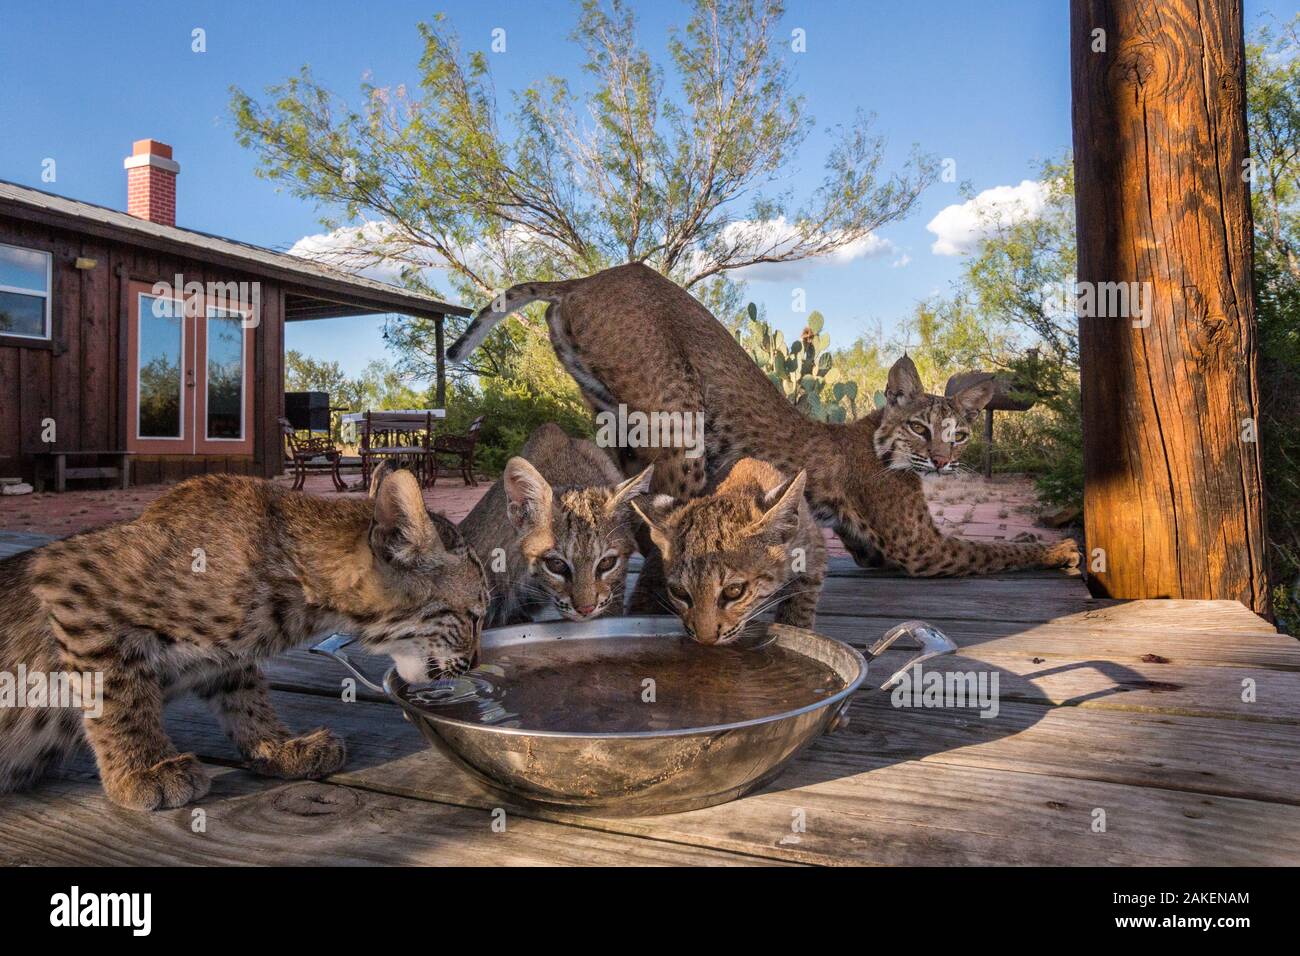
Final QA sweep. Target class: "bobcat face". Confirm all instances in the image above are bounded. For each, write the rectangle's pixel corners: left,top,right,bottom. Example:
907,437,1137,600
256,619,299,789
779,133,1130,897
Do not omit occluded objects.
636,468,807,646
872,356,994,474
353,468,489,682
505,459,653,622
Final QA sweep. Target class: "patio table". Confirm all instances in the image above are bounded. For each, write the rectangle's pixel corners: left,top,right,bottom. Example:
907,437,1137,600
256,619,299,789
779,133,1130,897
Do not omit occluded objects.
342,409,446,489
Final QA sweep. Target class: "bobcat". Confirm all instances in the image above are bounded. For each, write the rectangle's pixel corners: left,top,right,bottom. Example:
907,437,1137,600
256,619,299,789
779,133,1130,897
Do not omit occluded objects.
0,465,487,809
450,262,1078,576
459,423,652,626
631,458,826,645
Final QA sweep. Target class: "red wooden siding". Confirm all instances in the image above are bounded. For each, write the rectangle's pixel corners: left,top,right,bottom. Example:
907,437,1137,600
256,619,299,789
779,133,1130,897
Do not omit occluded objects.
0,216,284,485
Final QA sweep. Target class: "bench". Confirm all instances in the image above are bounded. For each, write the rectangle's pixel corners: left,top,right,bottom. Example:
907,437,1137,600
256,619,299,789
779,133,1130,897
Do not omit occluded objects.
34,450,131,493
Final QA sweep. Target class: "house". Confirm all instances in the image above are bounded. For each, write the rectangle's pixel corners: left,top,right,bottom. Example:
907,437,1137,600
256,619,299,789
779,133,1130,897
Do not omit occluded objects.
0,139,468,487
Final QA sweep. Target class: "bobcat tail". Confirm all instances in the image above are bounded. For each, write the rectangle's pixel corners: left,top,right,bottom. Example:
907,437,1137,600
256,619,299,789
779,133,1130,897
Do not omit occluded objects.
447,280,576,364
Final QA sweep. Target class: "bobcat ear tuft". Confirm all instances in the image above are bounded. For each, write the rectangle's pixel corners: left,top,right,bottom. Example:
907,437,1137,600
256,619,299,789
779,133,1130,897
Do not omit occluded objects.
608,465,654,511
885,354,925,407
503,457,553,538
370,469,439,564
754,471,806,546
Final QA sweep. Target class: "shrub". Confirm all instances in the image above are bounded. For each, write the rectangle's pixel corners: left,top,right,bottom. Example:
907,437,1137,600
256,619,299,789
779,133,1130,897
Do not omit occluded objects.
439,378,594,478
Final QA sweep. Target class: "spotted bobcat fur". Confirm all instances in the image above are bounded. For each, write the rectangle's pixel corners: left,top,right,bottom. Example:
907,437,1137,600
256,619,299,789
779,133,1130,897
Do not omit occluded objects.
631,458,826,644
459,423,652,626
0,465,486,809
450,262,1079,576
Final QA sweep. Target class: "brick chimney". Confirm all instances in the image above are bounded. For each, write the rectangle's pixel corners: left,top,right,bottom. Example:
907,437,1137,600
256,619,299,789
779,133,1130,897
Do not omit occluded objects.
123,139,179,227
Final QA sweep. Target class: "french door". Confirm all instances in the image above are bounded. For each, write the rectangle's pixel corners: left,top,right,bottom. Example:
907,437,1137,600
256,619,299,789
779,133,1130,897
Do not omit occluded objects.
126,281,255,456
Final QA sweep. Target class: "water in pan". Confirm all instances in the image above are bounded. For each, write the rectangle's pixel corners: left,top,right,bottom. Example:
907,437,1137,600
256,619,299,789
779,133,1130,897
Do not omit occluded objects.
404,632,845,733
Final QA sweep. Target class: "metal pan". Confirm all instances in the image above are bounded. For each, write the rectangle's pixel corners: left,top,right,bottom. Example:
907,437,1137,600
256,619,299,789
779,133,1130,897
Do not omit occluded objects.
312,617,955,816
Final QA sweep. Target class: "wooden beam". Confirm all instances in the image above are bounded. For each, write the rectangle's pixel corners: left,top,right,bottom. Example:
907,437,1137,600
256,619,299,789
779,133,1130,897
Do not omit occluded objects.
1071,0,1269,614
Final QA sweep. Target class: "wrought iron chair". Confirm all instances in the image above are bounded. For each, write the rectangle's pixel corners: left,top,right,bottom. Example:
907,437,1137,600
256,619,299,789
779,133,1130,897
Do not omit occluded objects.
281,418,347,492
428,416,485,488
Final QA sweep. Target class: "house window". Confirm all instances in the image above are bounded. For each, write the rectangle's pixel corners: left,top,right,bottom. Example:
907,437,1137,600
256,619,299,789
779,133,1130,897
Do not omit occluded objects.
0,242,52,341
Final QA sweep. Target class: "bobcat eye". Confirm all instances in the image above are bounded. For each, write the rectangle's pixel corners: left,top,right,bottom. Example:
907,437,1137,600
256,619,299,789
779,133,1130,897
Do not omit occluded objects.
596,554,618,575
954,431,970,443
720,582,747,603
668,584,693,607
909,421,930,439
543,556,570,578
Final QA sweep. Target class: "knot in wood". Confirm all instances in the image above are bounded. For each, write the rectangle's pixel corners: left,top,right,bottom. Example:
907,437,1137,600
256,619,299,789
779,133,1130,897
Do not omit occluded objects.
272,782,361,817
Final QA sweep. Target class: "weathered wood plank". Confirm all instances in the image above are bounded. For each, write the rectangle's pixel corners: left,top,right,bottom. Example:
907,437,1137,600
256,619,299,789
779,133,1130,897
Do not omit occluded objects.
833,696,1300,806
148,689,1300,866
811,616,1299,670
814,575,1102,623
823,555,1084,580
0,765,780,867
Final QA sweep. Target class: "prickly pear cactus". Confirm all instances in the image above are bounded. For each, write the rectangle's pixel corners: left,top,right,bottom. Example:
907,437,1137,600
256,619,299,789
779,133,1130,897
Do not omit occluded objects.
736,304,856,422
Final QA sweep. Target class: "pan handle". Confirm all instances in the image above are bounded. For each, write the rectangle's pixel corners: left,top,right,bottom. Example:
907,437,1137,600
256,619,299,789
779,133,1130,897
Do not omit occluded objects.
867,620,958,691
309,633,387,695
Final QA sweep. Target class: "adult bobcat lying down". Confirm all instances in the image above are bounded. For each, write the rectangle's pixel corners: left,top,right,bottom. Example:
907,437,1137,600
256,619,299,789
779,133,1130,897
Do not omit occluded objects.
451,262,1079,576
0,465,487,809
459,423,652,626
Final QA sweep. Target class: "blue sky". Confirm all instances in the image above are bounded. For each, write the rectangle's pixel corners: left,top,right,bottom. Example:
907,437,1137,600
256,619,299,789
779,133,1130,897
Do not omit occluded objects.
1,0,1291,381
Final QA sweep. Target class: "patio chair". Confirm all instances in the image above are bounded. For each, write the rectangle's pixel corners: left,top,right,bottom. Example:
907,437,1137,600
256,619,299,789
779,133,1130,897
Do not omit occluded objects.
428,416,485,488
281,418,347,492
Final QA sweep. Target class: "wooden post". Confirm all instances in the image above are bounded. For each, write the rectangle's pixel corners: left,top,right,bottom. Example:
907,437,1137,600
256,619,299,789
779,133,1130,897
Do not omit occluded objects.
1071,0,1269,614
434,313,446,409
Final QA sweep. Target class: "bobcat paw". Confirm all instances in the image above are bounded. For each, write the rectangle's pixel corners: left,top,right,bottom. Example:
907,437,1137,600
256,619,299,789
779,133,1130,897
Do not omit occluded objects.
1047,538,1081,569
249,728,346,780
104,753,212,811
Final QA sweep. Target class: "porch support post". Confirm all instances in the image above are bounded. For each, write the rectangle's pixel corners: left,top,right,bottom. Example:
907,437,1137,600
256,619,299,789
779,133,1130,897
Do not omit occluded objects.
434,313,446,409
1070,0,1269,614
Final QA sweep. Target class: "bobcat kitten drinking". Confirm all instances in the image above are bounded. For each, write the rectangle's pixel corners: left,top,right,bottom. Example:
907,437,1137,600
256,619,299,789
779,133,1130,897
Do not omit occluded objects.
0,465,487,809
632,458,827,645
459,423,653,626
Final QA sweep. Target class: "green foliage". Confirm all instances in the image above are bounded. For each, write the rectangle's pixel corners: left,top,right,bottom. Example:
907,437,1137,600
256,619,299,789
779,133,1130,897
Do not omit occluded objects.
434,319,593,476
230,0,932,383
1256,259,1300,632
1247,16,1300,631
737,304,856,422
990,357,1083,512
438,378,594,477
1247,16,1300,284
963,160,1077,365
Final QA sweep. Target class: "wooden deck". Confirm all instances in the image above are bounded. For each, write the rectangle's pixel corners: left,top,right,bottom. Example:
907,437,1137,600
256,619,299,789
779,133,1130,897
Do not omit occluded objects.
3,558,1298,866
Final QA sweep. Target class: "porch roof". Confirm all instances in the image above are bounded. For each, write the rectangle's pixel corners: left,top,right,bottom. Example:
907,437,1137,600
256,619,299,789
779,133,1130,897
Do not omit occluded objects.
0,179,470,321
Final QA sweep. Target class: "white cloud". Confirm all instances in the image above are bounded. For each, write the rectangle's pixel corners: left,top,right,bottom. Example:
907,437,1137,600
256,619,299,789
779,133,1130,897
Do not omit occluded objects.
925,179,1049,256
288,220,435,286
890,252,911,269
709,216,895,282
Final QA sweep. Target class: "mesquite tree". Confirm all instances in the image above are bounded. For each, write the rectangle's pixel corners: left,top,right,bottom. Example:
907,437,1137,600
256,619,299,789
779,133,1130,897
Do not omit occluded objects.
230,0,933,380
